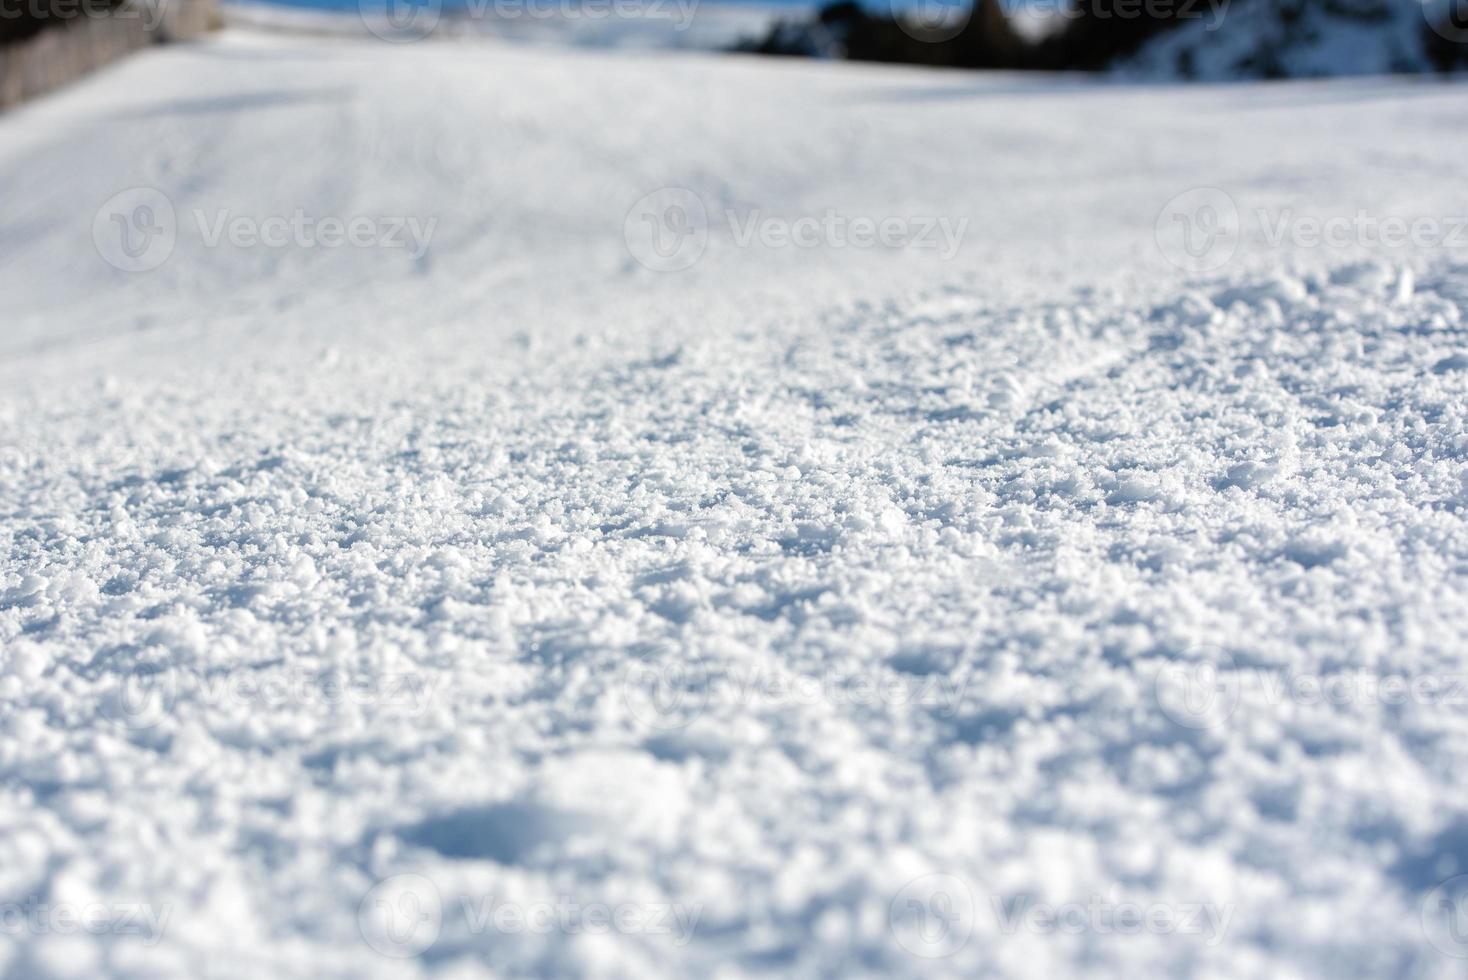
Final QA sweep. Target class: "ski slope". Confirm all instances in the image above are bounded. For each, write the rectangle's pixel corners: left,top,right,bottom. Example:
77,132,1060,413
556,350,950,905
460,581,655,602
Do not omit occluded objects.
2,29,1468,979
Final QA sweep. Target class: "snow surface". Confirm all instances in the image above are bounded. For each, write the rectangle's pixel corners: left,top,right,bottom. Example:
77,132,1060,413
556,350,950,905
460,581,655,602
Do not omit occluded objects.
2,29,1468,980
224,0,784,52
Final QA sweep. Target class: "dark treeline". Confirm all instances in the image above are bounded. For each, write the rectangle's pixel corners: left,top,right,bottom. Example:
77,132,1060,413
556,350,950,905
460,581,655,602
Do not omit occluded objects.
738,0,1182,70
737,0,1468,74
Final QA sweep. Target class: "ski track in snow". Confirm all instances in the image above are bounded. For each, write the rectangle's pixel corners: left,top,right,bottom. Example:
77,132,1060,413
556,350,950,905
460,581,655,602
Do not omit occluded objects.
1,29,1468,980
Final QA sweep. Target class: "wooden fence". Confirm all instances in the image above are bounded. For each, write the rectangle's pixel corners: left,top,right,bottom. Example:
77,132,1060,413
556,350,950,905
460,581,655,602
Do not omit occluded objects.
0,0,218,110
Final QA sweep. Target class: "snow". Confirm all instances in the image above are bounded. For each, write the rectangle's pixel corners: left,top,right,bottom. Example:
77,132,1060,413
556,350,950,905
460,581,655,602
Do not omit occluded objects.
225,0,783,50
2,27,1468,980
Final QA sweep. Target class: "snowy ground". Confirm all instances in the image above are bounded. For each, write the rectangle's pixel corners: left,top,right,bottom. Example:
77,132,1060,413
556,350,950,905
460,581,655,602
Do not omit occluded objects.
2,29,1468,980
223,0,783,52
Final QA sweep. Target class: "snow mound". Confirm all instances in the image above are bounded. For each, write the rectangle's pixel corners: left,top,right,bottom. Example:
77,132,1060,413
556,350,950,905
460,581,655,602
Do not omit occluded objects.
2,30,1467,979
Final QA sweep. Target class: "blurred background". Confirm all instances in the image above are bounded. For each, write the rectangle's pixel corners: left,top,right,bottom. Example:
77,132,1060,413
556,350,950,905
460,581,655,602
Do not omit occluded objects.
5,0,1467,112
